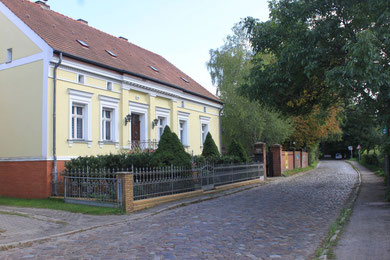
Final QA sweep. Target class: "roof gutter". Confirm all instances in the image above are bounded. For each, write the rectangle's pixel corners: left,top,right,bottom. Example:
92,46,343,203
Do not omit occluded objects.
53,50,223,105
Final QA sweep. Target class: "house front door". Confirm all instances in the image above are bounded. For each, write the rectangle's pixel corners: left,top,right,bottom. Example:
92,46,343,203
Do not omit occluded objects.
131,114,140,142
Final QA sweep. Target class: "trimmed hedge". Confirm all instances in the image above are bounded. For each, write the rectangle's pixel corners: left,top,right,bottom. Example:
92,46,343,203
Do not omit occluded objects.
201,132,220,158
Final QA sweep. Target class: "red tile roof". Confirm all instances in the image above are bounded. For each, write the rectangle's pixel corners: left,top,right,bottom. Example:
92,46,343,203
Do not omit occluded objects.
1,0,221,104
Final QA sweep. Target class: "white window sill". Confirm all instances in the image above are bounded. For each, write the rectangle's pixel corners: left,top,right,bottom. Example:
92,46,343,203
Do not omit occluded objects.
99,141,119,149
67,139,92,148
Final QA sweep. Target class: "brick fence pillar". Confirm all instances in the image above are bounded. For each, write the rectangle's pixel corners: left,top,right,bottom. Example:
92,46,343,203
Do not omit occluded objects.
271,144,283,177
116,172,134,213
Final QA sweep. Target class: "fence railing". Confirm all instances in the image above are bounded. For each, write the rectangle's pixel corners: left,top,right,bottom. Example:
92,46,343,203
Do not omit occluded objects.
63,169,122,208
133,162,264,200
129,140,158,152
62,162,264,209
133,166,199,200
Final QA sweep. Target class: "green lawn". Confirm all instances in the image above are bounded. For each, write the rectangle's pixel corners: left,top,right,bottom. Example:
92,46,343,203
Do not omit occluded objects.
0,196,124,215
282,161,318,177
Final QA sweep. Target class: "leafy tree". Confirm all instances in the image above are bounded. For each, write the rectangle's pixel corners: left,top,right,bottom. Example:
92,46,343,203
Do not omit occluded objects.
151,126,192,167
201,132,220,158
207,24,292,153
242,0,390,183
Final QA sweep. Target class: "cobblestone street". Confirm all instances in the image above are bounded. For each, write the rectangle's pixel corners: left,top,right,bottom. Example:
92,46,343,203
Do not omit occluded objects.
0,161,358,259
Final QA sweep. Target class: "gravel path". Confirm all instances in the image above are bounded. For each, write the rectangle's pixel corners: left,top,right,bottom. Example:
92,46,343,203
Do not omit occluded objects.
0,161,358,259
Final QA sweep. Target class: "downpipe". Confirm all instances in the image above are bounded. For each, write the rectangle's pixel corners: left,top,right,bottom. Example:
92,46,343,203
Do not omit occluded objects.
218,104,225,154
52,53,62,196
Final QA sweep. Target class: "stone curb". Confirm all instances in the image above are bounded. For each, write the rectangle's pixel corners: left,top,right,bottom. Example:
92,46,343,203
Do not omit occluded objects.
317,160,362,259
0,180,266,251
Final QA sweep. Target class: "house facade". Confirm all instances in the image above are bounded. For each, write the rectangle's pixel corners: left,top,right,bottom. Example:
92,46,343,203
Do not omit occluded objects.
0,0,222,198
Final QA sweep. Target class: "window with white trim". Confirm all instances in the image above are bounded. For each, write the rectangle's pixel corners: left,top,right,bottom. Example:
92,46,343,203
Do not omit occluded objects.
200,116,210,147
99,95,120,148
6,48,12,63
78,74,85,84
106,81,113,91
157,116,166,140
68,89,93,147
102,108,113,141
201,123,208,144
156,107,170,142
178,111,190,146
72,105,85,139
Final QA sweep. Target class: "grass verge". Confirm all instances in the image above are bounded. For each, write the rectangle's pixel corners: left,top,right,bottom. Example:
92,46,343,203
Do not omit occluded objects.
282,161,318,177
0,197,123,215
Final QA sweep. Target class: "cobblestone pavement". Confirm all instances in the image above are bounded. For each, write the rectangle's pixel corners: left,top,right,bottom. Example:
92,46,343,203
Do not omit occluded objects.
0,161,358,259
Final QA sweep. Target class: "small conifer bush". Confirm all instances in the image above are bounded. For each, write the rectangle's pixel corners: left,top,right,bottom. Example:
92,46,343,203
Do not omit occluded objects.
151,126,192,167
201,132,220,158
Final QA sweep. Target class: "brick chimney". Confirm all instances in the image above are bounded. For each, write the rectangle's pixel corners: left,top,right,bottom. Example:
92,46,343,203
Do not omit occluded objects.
35,1,50,10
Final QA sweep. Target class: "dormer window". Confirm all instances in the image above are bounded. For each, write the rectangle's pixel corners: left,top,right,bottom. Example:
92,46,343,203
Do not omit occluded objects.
149,65,159,72
78,74,85,84
76,39,89,48
6,48,12,63
107,81,113,91
180,77,189,83
105,50,117,57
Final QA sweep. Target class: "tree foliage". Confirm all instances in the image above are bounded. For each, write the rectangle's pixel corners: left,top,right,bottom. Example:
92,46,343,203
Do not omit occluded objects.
201,132,220,158
242,0,390,152
207,24,292,152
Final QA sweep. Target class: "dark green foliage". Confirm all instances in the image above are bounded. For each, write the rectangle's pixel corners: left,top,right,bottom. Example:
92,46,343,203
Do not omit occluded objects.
64,152,155,172
363,154,381,167
192,155,242,166
201,132,220,158
227,140,249,163
151,126,192,167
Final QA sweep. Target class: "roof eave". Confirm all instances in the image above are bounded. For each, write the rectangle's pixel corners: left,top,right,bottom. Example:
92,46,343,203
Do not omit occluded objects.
53,50,223,105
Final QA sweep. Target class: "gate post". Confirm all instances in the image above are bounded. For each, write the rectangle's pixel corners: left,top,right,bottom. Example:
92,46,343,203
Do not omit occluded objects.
116,172,134,213
253,142,266,178
271,145,283,177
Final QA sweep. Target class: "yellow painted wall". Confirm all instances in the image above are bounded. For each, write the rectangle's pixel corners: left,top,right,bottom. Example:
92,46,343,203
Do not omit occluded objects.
47,68,221,158
0,60,44,157
0,12,42,63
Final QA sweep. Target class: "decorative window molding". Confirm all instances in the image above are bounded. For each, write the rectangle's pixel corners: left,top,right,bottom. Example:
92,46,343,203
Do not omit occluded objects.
68,89,93,147
200,116,210,147
156,107,170,142
178,111,190,146
99,95,120,148
129,102,149,145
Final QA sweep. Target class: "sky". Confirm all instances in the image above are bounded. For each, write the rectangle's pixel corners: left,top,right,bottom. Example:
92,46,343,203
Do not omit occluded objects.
46,0,270,95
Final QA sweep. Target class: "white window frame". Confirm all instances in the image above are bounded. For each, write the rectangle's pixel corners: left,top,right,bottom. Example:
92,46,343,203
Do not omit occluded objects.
156,107,170,142
106,81,113,91
99,95,120,148
78,74,85,84
200,116,210,147
72,104,85,139
129,102,149,146
178,111,190,147
6,48,12,63
68,89,93,147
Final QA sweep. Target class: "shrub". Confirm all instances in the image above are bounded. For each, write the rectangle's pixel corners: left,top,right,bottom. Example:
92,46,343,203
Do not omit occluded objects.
64,152,155,172
364,154,380,167
227,140,249,163
192,154,241,166
151,126,192,167
201,132,220,158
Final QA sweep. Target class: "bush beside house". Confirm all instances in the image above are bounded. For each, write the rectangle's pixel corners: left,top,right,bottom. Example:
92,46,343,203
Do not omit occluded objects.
201,133,220,158
227,140,249,162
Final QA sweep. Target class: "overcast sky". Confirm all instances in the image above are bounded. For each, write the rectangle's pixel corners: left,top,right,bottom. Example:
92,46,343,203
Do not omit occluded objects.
46,0,270,94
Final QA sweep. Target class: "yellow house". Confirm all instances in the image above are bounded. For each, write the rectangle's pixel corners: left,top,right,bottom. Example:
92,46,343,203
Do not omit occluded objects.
0,0,222,198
